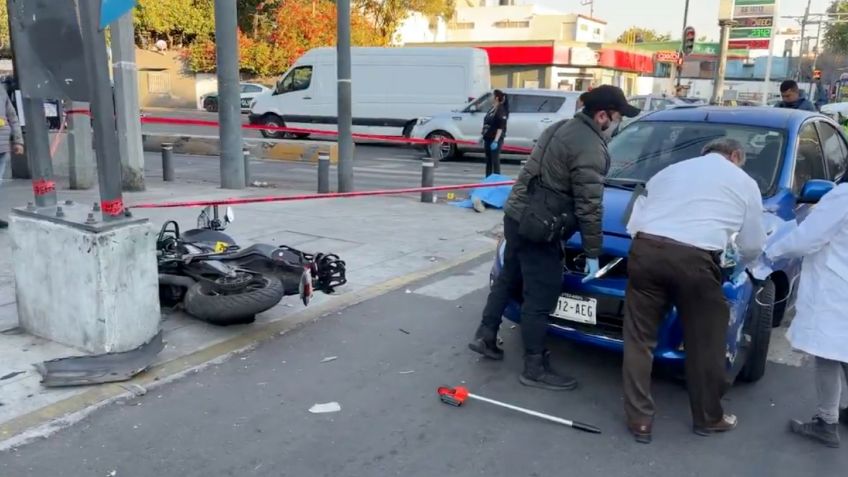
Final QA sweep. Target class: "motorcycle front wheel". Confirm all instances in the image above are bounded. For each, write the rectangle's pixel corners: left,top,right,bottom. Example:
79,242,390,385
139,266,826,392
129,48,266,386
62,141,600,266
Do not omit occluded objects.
184,275,285,325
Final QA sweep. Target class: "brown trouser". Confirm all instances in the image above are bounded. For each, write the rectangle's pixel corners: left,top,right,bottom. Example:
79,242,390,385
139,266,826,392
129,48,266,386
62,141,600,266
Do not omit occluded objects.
622,234,730,428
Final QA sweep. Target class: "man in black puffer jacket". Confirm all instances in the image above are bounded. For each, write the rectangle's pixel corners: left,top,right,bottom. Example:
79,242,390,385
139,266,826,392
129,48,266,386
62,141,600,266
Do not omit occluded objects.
469,85,640,390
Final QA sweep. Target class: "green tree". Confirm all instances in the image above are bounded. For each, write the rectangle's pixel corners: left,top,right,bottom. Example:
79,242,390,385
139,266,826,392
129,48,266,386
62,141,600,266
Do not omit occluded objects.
825,0,848,54
0,1,9,57
616,27,671,44
184,0,385,76
133,0,215,48
355,0,455,44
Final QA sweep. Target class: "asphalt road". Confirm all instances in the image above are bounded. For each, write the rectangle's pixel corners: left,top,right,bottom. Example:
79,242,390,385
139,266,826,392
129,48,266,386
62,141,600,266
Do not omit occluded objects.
1,257,844,477
149,145,522,193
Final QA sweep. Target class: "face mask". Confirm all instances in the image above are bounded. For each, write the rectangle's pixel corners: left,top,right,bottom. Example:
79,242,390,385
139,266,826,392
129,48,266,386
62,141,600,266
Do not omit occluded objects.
602,118,620,140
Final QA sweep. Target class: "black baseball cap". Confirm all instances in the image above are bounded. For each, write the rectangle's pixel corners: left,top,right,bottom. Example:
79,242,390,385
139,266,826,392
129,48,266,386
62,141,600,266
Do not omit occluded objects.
581,85,641,118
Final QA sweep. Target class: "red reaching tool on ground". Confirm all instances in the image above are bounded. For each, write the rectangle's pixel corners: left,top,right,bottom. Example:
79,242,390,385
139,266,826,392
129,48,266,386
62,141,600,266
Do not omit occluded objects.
437,385,601,434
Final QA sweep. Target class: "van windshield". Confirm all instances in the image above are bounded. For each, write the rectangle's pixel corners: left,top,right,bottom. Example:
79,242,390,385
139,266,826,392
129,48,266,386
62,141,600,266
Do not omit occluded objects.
464,93,493,113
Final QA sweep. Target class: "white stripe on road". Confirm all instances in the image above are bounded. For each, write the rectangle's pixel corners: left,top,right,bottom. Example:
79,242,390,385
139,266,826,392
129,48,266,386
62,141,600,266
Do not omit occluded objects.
413,262,492,301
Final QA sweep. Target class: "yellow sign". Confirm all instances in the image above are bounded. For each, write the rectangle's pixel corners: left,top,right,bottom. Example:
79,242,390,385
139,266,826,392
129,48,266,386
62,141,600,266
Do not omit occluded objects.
447,192,456,200
214,242,229,253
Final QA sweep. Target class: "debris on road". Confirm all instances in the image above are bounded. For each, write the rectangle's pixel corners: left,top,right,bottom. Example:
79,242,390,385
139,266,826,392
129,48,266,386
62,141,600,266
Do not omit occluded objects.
320,356,338,363
437,385,601,434
399,370,415,375
309,402,341,414
35,331,164,387
398,328,411,335
0,371,26,380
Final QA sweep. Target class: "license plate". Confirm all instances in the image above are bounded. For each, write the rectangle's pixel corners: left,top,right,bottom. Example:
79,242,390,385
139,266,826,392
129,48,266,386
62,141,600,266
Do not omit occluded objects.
551,294,597,325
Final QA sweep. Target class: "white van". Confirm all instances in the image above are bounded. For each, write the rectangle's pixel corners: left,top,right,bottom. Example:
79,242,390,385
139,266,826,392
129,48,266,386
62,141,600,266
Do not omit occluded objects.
248,47,491,139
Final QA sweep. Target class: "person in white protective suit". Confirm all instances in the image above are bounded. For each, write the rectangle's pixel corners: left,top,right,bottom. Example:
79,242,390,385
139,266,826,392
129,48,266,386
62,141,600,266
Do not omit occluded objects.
765,182,848,448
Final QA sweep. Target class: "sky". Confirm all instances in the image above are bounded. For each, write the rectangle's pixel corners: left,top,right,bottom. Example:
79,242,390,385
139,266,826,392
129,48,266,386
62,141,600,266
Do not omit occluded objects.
533,0,832,41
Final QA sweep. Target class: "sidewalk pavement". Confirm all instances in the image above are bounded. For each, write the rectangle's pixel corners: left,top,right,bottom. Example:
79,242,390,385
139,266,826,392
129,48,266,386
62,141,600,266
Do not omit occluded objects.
0,169,504,447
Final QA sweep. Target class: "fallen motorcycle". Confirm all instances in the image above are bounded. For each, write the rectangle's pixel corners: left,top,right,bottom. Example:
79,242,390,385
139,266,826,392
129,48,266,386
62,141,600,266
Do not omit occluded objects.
156,206,347,325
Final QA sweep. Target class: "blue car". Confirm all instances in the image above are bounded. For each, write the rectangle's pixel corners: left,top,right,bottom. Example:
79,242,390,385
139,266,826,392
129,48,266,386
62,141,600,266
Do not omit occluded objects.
493,106,845,383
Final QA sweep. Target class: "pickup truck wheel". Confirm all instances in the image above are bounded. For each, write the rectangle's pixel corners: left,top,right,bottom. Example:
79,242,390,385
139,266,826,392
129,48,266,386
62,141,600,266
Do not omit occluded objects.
738,279,776,383
259,114,287,139
425,131,458,161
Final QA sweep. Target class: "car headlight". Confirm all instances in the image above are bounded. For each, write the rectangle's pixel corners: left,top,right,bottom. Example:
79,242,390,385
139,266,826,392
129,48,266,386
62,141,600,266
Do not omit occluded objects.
417,117,432,126
250,99,257,109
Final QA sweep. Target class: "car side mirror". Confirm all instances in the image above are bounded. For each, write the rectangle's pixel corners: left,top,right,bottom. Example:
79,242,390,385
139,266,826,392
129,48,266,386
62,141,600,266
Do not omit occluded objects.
798,179,836,204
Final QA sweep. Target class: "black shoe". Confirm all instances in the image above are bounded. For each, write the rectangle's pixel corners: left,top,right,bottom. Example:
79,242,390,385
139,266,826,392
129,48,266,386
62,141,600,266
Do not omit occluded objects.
789,416,840,448
519,353,578,391
0,219,7,229
468,325,504,360
840,408,848,427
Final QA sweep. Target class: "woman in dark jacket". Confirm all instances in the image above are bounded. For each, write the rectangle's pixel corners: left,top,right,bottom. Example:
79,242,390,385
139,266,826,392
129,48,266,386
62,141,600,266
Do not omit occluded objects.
481,89,509,177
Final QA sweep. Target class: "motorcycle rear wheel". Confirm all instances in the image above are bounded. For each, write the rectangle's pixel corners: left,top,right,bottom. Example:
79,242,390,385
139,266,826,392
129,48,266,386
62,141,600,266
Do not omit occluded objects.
184,275,285,325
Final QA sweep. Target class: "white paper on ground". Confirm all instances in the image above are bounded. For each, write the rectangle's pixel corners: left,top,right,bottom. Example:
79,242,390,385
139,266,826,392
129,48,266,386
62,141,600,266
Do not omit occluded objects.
309,402,341,414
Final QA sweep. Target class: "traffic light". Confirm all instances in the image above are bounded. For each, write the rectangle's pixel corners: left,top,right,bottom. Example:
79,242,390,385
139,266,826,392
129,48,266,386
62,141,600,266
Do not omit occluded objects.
813,69,822,80
683,26,696,55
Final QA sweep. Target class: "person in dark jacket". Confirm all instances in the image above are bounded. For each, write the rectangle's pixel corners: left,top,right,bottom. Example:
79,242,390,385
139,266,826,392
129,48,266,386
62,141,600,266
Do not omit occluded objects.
481,89,509,177
775,80,816,111
468,85,640,390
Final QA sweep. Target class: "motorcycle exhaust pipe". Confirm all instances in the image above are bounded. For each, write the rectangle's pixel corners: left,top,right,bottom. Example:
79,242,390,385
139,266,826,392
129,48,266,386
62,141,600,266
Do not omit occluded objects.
158,274,197,289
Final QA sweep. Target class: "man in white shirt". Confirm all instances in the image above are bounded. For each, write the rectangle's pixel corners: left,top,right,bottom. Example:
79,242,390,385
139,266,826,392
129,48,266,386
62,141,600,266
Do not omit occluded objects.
622,137,766,444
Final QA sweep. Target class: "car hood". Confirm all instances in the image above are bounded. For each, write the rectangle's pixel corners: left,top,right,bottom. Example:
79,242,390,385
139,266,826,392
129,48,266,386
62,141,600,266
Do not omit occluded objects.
600,186,636,237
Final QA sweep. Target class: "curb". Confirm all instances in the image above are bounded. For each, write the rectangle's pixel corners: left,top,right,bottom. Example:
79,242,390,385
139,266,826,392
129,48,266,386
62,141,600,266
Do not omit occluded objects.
0,245,494,450
141,134,340,164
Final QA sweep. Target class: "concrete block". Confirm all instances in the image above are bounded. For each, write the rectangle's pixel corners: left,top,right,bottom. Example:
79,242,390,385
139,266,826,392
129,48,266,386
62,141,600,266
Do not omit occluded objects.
9,208,161,354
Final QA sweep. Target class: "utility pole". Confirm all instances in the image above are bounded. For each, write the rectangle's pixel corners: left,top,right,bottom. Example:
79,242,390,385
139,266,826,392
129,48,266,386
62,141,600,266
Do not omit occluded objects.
214,0,245,190
799,0,812,80
761,0,779,105
111,12,145,192
8,3,55,206
78,0,125,219
337,0,354,192
711,19,733,105
677,0,690,89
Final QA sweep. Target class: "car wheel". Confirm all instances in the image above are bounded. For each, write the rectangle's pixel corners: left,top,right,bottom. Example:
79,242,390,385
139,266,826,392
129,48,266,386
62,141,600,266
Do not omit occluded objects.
738,279,775,383
204,98,218,113
259,114,286,139
425,131,458,161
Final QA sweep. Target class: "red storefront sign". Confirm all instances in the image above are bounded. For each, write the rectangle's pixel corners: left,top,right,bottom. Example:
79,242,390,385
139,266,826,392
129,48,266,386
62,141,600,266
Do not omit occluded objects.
478,45,653,73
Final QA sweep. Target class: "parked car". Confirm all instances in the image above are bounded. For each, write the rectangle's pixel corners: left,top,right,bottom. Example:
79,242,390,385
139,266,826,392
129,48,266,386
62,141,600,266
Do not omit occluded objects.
201,83,270,113
491,106,845,383
249,47,491,140
409,89,583,160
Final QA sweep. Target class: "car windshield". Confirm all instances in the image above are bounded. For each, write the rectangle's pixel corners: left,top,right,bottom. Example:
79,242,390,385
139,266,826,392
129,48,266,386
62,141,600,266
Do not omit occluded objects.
464,92,493,113
607,121,786,196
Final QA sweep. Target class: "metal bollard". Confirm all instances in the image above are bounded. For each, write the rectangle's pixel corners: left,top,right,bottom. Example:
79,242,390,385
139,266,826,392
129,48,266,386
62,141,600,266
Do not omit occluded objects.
243,146,251,185
318,151,330,193
421,160,435,203
161,143,174,182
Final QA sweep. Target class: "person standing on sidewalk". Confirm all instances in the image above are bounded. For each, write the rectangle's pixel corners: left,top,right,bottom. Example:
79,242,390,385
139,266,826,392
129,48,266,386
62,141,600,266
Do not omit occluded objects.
0,90,24,229
481,89,509,177
468,85,640,391
622,138,766,443
765,183,848,449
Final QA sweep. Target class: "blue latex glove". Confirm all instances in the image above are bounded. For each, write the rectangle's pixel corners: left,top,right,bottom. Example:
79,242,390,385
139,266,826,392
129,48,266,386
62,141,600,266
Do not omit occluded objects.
581,258,600,283
490,141,499,151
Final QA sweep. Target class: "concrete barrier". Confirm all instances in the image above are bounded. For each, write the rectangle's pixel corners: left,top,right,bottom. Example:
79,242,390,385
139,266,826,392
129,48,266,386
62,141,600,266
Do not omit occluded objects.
262,141,339,164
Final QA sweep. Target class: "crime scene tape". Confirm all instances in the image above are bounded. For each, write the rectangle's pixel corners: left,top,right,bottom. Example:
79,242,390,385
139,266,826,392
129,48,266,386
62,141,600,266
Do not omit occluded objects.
63,109,534,154
131,180,516,209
